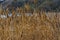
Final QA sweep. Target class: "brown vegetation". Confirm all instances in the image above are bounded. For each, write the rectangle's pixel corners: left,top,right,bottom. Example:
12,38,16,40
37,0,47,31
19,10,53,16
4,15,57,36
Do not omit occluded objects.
0,8,60,40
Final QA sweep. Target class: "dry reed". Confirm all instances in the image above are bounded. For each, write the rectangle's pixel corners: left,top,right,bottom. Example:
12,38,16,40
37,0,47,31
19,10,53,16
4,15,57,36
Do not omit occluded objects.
0,8,60,40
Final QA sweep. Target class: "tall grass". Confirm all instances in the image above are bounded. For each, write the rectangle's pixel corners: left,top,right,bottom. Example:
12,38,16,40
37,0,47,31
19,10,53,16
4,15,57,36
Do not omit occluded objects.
0,8,60,40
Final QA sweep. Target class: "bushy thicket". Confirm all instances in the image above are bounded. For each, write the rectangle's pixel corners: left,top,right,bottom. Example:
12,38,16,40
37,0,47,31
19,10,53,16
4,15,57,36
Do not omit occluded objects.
0,0,60,11
10,0,60,11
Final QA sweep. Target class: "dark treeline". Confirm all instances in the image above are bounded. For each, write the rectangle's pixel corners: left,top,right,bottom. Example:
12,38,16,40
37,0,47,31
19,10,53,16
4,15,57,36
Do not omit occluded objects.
0,0,60,12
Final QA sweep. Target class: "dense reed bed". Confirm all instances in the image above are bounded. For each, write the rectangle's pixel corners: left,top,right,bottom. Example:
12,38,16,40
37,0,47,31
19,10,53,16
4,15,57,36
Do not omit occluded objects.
0,8,60,40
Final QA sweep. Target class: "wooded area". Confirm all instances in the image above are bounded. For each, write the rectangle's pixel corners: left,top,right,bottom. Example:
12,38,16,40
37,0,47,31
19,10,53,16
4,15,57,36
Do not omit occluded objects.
0,0,60,11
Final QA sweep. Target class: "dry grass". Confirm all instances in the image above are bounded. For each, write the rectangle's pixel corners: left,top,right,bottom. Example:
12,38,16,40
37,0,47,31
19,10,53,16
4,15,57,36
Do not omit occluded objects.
0,9,60,40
